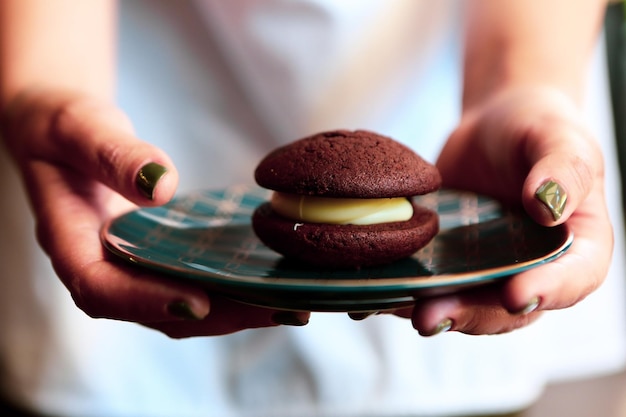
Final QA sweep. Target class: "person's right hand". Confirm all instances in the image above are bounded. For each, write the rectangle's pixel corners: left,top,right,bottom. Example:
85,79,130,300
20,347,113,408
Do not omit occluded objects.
1,89,310,338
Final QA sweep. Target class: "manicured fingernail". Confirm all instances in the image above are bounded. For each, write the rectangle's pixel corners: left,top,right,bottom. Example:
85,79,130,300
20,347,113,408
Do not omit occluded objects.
136,162,168,200
513,296,541,315
348,311,376,321
167,301,205,320
535,180,567,221
423,318,453,337
271,311,309,326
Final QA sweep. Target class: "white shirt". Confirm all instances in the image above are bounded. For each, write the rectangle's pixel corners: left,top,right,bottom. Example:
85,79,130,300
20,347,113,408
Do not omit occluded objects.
0,1,624,416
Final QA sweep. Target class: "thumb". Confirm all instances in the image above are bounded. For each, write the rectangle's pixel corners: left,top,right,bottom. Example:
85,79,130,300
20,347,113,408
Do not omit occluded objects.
14,95,179,206
521,119,602,226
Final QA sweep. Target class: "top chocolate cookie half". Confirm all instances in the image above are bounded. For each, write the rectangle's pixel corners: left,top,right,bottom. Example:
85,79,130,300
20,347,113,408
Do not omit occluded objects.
254,130,441,198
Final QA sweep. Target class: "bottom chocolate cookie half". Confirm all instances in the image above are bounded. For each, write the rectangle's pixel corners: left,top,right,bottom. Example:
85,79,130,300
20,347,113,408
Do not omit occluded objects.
252,201,439,269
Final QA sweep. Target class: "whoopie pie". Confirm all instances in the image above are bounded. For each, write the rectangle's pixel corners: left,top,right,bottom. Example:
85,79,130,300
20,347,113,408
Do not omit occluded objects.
252,130,441,269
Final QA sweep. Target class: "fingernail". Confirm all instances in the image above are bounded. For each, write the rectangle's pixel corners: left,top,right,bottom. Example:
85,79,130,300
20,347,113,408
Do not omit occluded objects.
512,296,541,315
348,311,376,321
136,162,168,200
167,301,205,320
271,311,309,326
535,180,567,221
423,318,453,337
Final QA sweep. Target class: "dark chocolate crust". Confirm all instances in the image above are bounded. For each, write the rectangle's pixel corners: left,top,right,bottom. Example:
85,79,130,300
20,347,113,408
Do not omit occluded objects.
254,130,441,198
252,201,439,269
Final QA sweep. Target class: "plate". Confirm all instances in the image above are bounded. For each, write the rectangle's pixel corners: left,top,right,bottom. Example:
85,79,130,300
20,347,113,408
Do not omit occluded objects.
101,185,573,312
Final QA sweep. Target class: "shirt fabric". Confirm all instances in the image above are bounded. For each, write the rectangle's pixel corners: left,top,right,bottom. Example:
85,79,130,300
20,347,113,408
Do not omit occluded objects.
0,1,624,416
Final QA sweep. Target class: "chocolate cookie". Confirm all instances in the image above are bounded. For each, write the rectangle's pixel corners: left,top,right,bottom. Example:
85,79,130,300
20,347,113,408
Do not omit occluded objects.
255,130,441,198
252,130,441,269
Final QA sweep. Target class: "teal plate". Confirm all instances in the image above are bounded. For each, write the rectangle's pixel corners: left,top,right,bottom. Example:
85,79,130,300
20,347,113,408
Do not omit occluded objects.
101,185,573,312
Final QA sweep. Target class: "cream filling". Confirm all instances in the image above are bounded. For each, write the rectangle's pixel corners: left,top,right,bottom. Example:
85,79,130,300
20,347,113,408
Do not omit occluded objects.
270,192,413,225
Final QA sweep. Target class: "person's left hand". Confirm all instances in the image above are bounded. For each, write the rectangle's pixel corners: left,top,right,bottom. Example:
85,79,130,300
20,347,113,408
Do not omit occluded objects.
390,86,611,335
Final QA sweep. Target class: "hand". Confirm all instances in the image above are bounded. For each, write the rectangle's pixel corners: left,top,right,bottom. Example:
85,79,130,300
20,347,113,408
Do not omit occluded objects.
1,89,309,338
396,86,611,335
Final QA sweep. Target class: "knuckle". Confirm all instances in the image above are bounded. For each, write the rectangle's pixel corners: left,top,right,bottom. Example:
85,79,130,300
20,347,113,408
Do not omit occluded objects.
51,98,131,139
70,282,102,319
459,308,539,335
50,99,132,181
569,134,603,188
96,140,127,179
49,99,91,143
502,313,539,334
66,265,111,320
531,116,604,199
581,266,609,305
567,153,596,195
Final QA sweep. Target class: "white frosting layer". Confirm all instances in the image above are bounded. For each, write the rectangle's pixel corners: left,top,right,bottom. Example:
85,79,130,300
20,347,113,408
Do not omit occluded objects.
270,192,413,225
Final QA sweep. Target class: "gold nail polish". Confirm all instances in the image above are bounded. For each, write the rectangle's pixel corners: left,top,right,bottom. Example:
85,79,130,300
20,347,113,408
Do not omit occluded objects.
513,296,541,315
535,180,567,221
424,318,453,337
136,162,168,200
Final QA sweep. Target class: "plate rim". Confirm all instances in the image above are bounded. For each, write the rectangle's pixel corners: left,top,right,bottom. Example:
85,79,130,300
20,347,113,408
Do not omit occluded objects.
100,187,573,295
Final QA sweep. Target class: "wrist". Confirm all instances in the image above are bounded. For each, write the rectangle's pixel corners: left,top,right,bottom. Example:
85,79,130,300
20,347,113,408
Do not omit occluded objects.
460,85,582,122
462,44,587,110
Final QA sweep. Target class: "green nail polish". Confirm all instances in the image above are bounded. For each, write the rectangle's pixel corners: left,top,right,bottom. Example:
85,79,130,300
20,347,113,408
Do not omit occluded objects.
348,311,376,321
167,301,204,320
536,180,567,221
271,311,309,326
136,162,168,200
425,318,453,337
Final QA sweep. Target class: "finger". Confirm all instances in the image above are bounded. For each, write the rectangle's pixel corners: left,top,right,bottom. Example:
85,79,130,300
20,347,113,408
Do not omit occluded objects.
391,306,413,319
144,296,311,338
28,160,311,333
412,192,611,335
502,188,613,313
521,116,603,226
80,249,213,323
8,93,178,206
51,98,179,205
411,285,542,336
28,159,210,323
